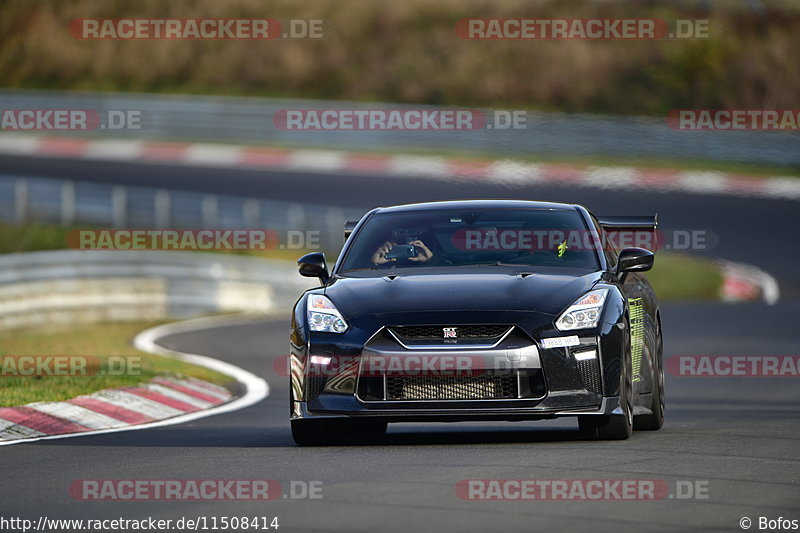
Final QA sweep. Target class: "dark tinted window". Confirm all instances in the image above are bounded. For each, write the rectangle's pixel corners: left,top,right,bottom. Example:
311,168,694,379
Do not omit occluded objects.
339,208,601,272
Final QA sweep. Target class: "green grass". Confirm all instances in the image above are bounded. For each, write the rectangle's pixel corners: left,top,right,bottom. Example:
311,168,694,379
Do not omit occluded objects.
0,321,232,407
647,253,723,301
0,223,318,260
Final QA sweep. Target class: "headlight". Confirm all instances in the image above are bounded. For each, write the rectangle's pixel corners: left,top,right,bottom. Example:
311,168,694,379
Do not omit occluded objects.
555,289,608,331
307,294,349,333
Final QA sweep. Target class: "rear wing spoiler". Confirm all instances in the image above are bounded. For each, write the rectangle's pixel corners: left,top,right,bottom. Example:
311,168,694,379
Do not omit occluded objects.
597,215,659,252
597,215,658,231
344,220,359,242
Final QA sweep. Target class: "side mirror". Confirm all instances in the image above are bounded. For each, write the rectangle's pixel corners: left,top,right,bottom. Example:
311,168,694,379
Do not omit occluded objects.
298,252,330,284
616,247,654,274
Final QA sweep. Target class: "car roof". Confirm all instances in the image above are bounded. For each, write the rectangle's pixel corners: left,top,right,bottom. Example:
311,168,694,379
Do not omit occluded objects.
373,199,580,213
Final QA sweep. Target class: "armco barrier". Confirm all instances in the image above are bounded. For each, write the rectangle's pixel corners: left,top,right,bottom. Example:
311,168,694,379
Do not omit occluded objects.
0,250,315,330
0,88,797,166
0,174,366,255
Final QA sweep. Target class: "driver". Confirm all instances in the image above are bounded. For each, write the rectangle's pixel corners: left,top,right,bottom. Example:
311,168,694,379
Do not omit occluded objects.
371,239,434,265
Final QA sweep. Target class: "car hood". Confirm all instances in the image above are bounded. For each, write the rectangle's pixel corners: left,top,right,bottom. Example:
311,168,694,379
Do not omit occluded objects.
324,268,602,323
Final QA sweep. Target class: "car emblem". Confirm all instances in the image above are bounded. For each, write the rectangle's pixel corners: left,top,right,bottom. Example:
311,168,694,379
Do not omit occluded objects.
443,327,458,338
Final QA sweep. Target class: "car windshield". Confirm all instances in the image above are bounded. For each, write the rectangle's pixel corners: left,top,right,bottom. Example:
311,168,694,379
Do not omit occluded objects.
338,208,600,272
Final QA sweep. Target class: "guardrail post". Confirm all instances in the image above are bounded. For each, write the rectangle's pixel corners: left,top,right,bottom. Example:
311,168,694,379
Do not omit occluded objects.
14,178,28,225
154,189,171,228
325,207,345,253
61,181,76,227
202,195,219,228
287,204,306,233
243,198,260,228
112,186,127,228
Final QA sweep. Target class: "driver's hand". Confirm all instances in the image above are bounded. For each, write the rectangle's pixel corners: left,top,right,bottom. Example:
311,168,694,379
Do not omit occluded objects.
408,240,433,262
371,241,396,265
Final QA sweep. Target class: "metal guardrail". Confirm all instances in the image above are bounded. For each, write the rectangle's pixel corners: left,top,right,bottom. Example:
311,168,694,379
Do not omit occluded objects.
1,89,797,167
0,249,315,330
0,174,366,255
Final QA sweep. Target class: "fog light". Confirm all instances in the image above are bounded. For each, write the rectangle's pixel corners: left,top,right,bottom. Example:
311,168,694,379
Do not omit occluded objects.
310,355,332,365
574,349,597,361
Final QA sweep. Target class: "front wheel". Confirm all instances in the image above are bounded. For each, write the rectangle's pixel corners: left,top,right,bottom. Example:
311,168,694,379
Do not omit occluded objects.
579,333,633,440
291,418,387,446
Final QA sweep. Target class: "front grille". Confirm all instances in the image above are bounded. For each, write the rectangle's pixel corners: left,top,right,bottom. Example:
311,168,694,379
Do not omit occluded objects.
390,325,510,341
577,359,602,394
385,374,518,400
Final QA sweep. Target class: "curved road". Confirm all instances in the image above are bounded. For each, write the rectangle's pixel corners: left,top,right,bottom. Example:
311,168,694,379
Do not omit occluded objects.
2,155,799,531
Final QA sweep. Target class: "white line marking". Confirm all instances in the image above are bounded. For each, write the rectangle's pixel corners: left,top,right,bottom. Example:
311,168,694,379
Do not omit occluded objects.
486,160,543,185
677,171,729,193
288,149,346,171
0,315,269,446
388,155,449,178
0,134,43,155
185,144,243,166
763,177,800,200
583,166,638,189
84,139,144,160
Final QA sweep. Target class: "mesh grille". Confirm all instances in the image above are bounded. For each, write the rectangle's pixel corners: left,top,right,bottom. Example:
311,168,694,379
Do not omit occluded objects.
390,325,510,340
385,374,518,400
577,359,602,394
305,376,325,401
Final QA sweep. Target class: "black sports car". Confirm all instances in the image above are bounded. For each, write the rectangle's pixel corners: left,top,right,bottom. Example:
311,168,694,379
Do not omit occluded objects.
289,200,663,444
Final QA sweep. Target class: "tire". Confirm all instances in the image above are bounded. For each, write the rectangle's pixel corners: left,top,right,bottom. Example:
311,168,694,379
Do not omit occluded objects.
291,418,387,446
291,418,330,446
579,319,634,441
634,320,664,430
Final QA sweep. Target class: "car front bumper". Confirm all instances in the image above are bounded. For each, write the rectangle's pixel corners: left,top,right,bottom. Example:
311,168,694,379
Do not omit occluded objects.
290,325,619,422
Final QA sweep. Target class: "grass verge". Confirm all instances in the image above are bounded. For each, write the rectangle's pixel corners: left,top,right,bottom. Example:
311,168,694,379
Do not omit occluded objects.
647,253,724,301
0,223,316,260
0,320,231,407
